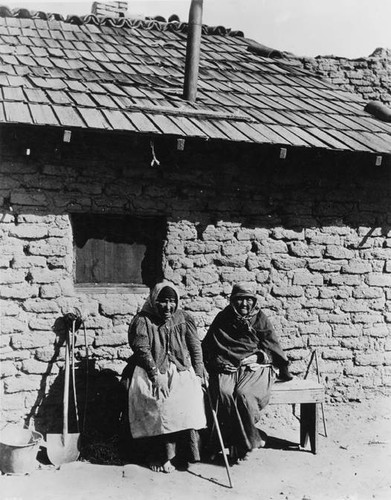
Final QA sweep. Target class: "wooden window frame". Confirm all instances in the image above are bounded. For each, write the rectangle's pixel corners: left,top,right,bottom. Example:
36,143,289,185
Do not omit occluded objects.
71,213,165,294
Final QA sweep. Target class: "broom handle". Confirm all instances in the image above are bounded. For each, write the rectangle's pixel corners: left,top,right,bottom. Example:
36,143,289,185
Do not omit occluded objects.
71,321,80,432
63,330,70,439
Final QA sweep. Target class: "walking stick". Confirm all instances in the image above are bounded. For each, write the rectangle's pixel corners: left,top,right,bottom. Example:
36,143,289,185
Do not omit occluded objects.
204,386,233,489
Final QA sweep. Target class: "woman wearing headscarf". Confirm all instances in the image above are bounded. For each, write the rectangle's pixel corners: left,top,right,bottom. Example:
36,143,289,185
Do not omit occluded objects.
123,282,207,473
202,282,292,462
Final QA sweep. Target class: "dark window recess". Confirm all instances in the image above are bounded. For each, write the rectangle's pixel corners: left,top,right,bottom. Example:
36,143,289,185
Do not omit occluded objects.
72,214,165,288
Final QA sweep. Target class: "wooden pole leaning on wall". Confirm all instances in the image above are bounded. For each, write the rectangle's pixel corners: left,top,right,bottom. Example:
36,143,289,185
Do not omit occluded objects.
304,349,328,437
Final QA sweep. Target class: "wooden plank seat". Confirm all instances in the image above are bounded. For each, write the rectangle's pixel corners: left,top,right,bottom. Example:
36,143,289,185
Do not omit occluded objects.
269,378,325,454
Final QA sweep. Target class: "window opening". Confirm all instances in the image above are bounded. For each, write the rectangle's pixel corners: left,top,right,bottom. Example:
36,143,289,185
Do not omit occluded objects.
72,213,165,288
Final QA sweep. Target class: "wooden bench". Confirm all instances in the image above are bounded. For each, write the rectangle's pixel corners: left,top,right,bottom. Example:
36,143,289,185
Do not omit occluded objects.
269,378,325,454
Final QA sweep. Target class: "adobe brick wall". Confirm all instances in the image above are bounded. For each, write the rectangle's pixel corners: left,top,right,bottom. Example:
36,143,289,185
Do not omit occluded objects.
297,48,391,103
1,125,391,430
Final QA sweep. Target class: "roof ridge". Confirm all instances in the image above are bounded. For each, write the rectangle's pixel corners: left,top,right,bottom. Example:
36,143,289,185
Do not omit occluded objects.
0,5,244,37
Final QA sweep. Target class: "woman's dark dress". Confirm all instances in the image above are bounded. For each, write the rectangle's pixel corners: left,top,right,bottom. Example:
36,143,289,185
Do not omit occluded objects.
202,304,289,458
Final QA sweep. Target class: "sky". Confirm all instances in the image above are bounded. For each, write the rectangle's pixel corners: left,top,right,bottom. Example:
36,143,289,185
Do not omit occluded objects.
3,0,391,58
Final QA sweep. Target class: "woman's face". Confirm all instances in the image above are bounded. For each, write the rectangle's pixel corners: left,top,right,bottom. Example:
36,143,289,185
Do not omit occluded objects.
233,296,255,316
156,298,177,321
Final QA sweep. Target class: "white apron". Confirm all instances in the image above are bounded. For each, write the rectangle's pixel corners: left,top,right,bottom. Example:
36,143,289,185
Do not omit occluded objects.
128,363,207,439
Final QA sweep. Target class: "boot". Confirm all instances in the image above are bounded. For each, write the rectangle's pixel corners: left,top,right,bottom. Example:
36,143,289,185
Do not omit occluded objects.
278,364,293,381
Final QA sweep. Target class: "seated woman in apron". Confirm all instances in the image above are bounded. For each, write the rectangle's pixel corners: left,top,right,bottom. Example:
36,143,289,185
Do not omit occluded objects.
202,282,293,462
124,282,207,473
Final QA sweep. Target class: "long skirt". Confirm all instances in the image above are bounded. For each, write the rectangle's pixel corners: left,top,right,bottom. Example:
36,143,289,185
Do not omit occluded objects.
209,365,275,457
127,362,207,464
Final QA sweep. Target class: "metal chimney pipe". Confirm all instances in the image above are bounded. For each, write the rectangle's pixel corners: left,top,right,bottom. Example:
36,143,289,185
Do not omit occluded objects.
183,0,203,102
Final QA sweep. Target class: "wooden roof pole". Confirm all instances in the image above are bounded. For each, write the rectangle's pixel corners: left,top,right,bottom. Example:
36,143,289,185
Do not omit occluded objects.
183,0,203,102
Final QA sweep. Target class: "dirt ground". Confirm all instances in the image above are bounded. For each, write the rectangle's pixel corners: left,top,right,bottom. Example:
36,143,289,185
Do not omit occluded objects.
1,396,390,500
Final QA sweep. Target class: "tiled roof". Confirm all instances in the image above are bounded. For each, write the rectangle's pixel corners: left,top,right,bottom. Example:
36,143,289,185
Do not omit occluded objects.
1,7,391,154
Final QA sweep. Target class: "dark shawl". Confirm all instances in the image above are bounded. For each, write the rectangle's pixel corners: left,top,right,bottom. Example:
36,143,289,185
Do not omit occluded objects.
202,305,288,372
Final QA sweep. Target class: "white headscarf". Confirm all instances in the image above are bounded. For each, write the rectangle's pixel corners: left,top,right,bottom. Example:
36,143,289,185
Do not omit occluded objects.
141,281,180,319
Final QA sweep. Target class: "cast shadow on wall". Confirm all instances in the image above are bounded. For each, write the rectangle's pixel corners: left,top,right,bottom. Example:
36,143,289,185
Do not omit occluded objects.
26,315,126,465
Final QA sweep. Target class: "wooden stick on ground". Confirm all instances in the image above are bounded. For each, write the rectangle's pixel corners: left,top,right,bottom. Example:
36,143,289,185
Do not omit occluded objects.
204,387,234,489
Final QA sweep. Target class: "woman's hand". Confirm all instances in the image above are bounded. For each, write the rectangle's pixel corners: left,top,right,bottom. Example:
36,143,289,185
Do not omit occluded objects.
242,351,270,368
222,364,237,373
198,367,209,387
151,373,169,399
216,361,237,373
241,354,258,366
241,354,264,371
247,363,261,371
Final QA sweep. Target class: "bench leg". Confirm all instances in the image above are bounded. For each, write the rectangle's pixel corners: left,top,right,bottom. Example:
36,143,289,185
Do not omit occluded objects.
300,403,318,454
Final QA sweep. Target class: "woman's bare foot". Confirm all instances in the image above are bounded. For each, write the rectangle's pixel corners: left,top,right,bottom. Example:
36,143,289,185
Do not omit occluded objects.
162,460,175,473
237,451,251,462
149,461,164,472
258,431,268,448
230,447,252,464
149,460,175,473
